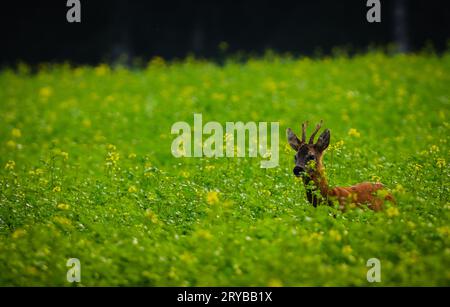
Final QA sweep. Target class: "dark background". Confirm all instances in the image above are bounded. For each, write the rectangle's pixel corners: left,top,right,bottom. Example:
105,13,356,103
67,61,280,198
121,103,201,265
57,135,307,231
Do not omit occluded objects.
1,0,449,66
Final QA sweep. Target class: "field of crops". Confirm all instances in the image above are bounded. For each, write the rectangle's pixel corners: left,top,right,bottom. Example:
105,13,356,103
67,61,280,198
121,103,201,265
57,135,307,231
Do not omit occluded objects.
0,51,449,286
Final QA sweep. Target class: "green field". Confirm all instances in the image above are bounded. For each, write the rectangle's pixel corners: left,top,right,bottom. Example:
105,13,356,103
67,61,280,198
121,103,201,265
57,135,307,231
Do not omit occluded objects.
0,52,449,286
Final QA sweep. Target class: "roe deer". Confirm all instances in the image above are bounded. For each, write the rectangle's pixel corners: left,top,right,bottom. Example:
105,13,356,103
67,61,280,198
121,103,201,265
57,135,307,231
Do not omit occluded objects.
287,121,395,211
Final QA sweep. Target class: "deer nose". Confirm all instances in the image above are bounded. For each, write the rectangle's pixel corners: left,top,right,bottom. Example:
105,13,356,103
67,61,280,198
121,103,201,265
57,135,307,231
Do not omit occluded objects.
293,166,305,177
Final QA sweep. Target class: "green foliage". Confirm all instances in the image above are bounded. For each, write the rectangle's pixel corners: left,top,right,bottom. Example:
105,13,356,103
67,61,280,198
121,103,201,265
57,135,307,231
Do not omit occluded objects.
0,52,449,286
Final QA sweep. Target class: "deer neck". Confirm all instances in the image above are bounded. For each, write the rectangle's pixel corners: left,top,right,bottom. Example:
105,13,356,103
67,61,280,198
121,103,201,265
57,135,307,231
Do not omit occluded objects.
302,158,330,205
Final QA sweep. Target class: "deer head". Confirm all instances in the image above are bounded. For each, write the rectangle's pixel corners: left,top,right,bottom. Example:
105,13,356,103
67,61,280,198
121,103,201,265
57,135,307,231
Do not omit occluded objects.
286,120,330,178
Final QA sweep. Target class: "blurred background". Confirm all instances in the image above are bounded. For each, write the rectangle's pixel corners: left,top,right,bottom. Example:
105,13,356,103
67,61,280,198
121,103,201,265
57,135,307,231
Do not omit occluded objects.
1,0,449,66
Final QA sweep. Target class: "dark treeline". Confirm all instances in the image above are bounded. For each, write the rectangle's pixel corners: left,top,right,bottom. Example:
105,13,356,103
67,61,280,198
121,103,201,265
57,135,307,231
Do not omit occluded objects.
1,0,449,66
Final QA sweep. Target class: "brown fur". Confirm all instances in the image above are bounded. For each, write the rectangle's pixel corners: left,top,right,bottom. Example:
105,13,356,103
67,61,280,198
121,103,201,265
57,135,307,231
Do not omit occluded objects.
288,121,395,211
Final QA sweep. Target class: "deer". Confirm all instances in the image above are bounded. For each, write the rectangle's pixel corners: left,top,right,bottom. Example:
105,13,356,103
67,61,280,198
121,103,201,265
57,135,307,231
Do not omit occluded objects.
286,120,395,211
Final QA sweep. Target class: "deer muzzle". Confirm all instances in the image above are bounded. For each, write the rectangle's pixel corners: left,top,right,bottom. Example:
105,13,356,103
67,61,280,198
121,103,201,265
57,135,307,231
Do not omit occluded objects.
293,166,305,177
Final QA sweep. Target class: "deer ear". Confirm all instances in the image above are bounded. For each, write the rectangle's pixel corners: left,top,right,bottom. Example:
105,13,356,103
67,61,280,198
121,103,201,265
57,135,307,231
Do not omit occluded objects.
315,129,330,152
286,128,302,151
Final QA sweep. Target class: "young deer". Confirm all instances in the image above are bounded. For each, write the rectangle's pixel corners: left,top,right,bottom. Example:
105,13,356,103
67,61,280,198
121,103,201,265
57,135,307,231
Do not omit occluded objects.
287,121,395,211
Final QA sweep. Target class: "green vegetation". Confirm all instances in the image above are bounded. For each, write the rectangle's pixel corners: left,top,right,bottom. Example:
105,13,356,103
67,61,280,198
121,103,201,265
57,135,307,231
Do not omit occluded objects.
0,52,449,286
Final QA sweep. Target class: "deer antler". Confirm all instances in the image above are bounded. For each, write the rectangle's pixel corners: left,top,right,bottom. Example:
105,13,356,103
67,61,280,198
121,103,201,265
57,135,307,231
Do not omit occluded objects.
301,121,308,144
309,120,323,144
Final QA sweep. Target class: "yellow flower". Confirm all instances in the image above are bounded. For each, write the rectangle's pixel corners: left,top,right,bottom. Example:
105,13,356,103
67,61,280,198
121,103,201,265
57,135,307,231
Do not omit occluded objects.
329,229,342,241
82,119,92,128
39,86,53,98
437,226,449,236
180,171,190,178
60,151,69,161
128,185,138,193
105,95,115,103
206,191,220,205
263,79,277,92
310,232,322,240
386,206,400,217
268,279,283,287
436,158,446,169
195,229,213,240
57,203,70,210
52,186,61,192
107,144,116,151
211,92,225,101
262,189,272,197
392,184,404,195
105,147,120,168
146,209,159,224
430,145,439,153
306,159,316,170
6,140,16,148
109,151,120,161
413,163,423,172
128,153,137,159
5,160,15,170
11,128,21,138
180,252,195,264
371,175,381,182
348,128,360,138
12,229,27,239
53,216,72,226
342,245,353,255
205,165,215,171
332,140,345,151
144,172,154,178
397,87,406,97
95,64,109,76
35,168,45,176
